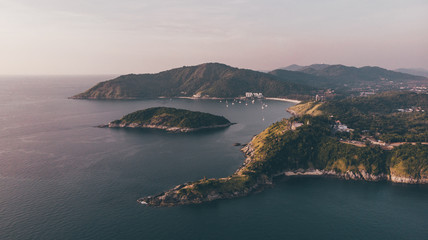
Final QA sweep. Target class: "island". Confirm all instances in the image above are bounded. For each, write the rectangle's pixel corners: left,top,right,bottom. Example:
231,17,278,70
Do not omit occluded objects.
101,107,234,132
139,92,428,207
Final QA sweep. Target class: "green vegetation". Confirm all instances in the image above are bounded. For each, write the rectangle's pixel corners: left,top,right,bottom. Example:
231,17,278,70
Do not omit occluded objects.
140,92,428,206
237,114,426,180
239,116,389,177
113,107,231,129
390,144,428,179
319,92,428,142
287,101,324,116
73,62,427,101
142,114,427,206
290,92,428,143
178,175,256,197
72,63,313,99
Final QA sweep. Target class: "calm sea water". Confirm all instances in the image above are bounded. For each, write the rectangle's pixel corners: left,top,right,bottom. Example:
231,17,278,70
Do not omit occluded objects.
0,76,427,240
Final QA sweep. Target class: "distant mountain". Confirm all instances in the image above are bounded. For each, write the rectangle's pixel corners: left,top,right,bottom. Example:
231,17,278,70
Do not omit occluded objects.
272,64,426,91
281,64,330,71
72,63,313,99
300,65,425,81
395,68,428,78
281,64,305,71
269,69,329,88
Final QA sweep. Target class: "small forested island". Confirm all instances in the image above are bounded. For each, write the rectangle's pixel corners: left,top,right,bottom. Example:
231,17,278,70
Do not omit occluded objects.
102,107,233,132
139,92,427,207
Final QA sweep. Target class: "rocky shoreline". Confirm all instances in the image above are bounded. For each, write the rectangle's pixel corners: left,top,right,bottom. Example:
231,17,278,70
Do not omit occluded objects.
138,141,270,207
137,177,270,207
273,169,428,184
138,139,427,207
99,122,235,132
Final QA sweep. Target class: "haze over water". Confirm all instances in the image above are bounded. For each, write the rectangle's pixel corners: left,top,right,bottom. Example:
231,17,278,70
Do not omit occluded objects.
0,76,427,240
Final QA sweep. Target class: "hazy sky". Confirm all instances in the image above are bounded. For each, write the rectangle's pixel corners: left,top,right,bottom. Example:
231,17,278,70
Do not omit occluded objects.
1,0,427,74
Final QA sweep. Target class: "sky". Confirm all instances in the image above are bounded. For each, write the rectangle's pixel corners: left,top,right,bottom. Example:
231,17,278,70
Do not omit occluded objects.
0,0,427,74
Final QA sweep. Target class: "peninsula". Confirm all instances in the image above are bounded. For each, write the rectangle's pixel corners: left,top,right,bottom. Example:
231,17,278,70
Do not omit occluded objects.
101,107,233,132
139,92,428,207
71,62,426,101
71,63,313,100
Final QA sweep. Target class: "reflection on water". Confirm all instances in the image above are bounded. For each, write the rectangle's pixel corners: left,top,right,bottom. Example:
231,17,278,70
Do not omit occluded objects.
0,76,427,240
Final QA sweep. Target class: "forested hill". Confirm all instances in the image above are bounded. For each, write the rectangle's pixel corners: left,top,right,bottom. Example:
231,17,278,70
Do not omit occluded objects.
290,92,428,143
72,63,313,99
107,107,232,132
141,115,428,206
268,69,328,88
272,64,427,90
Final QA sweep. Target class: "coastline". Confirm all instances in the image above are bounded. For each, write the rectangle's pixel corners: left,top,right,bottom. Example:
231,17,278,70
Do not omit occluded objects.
139,129,427,207
173,96,233,100
286,109,297,116
101,122,235,132
170,96,302,103
72,95,303,104
242,141,426,184
264,97,302,103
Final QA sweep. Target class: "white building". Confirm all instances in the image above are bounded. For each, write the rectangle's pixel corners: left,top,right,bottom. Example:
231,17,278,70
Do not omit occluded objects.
245,92,263,98
253,93,263,98
291,122,303,130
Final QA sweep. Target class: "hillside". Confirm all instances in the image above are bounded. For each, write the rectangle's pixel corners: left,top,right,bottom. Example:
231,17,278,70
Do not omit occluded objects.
273,64,427,92
268,69,329,88
104,107,233,132
289,91,428,143
140,115,428,206
72,63,313,99
396,68,428,78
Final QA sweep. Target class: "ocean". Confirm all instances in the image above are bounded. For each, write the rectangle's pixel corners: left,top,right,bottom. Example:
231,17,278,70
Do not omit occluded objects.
0,76,427,240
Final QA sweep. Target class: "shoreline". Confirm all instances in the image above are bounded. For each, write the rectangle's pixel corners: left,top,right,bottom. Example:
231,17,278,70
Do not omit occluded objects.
273,169,428,184
264,97,302,103
169,96,302,103
100,122,235,132
72,95,303,104
139,133,427,207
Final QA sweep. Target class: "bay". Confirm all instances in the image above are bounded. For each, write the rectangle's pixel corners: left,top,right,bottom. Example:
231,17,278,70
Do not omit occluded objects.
0,76,426,240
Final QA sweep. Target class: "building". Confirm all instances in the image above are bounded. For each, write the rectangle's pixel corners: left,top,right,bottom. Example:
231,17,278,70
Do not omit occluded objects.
253,93,263,98
245,92,263,98
334,120,353,132
291,122,303,130
360,91,375,97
